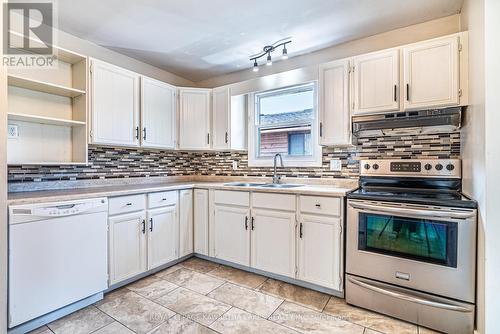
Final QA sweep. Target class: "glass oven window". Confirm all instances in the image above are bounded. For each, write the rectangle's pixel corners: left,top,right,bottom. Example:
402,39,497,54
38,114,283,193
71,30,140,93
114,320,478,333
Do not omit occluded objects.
358,213,458,267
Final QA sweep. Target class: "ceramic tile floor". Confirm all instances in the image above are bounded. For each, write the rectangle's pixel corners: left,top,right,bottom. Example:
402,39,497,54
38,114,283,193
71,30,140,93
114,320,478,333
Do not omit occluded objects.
30,257,440,334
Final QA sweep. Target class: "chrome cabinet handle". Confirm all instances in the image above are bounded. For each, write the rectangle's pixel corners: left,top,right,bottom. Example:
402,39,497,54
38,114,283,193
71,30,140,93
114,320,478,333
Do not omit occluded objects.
135,126,139,140
143,127,147,141
141,219,146,234
245,216,248,230
347,276,472,313
394,85,397,102
348,201,475,220
225,132,228,144
299,222,303,238
149,218,153,232
315,203,321,208
251,217,255,230
126,203,132,206
406,84,410,101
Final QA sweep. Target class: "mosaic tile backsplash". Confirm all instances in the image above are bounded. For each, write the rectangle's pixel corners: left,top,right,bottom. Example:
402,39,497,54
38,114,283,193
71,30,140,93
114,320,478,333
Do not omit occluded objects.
8,132,461,183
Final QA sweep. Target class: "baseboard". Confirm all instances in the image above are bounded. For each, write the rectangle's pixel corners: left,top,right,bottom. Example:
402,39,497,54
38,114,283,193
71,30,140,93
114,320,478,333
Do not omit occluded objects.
194,253,344,298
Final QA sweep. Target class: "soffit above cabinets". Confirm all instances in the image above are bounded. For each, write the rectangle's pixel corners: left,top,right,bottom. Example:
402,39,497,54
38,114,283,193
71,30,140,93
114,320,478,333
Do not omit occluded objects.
57,0,463,82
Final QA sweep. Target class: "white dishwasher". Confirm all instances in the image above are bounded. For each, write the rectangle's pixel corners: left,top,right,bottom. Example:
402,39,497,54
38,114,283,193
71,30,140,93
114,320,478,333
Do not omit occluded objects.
8,198,108,328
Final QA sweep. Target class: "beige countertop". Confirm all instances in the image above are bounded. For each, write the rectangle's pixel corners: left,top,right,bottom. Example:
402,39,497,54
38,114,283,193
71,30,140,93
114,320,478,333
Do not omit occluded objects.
8,178,358,206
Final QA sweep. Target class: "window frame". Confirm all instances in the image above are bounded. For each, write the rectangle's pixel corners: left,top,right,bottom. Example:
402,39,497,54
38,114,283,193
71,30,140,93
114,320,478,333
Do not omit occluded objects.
248,82,322,167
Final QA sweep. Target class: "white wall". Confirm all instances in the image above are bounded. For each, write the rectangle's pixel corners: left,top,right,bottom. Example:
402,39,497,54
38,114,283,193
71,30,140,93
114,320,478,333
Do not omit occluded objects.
459,0,485,332
197,15,461,88
484,0,500,332
0,2,7,331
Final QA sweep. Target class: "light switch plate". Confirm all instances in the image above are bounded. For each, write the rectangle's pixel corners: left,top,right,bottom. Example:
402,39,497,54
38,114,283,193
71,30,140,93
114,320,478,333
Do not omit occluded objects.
330,159,342,171
232,160,238,170
8,124,19,139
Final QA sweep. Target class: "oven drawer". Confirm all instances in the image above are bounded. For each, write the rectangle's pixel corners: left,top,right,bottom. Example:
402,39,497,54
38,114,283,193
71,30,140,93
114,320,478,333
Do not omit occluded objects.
346,274,474,334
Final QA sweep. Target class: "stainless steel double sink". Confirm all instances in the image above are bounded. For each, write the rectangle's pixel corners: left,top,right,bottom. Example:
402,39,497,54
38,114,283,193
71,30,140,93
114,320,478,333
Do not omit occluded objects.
223,182,303,189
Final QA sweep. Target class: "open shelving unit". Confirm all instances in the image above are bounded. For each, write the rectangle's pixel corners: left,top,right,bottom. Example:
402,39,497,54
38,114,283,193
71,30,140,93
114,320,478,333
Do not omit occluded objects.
7,40,89,165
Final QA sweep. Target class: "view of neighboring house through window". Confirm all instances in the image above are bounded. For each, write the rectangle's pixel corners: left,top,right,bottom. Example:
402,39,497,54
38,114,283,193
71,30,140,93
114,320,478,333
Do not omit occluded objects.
255,83,316,161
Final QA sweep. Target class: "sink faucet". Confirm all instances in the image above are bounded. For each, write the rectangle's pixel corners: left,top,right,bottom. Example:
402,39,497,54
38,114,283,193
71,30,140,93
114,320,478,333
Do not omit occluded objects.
273,153,284,184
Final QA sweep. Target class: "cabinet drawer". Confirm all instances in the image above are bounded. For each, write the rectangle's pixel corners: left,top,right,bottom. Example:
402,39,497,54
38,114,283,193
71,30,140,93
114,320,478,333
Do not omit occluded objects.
252,192,295,211
148,191,178,209
300,195,341,216
109,194,146,215
214,190,249,207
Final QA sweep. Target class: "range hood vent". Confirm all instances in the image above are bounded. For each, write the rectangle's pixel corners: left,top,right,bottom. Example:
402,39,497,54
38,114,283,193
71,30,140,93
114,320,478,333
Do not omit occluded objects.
352,107,462,138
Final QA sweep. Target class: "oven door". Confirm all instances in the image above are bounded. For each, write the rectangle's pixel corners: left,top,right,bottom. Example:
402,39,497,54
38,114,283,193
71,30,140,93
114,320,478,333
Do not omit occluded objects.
347,199,476,302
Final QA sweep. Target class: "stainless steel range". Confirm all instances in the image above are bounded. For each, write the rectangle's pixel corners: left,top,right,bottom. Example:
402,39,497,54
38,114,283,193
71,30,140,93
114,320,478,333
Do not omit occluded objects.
346,159,477,334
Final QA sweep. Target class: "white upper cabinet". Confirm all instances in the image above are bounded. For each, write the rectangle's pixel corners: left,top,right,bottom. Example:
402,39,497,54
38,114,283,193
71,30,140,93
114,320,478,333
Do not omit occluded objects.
178,88,212,150
212,86,230,150
403,36,460,110
212,87,247,151
319,59,351,146
90,59,140,146
141,77,176,149
352,49,400,115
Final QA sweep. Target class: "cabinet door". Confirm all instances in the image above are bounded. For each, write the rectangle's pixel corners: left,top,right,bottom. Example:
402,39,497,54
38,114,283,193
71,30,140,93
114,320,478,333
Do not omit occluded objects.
147,205,178,270
319,59,351,146
251,209,296,278
353,50,399,115
178,88,211,150
141,77,176,149
194,189,209,255
179,189,193,257
212,86,230,150
90,59,140,146
213,204,250,266
298,214,342,290
109,211,147,285
403,36,460,110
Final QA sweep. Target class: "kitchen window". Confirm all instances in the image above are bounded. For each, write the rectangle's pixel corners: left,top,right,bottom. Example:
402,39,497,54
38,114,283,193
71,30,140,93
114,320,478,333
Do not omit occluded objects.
248,82,321,167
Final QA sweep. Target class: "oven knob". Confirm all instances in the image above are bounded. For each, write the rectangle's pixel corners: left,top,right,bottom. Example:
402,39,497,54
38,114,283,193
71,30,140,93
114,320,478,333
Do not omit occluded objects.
364,164,370,170
446,164,455,171
424,163,432,171
372,163,379,170
435,164,443,171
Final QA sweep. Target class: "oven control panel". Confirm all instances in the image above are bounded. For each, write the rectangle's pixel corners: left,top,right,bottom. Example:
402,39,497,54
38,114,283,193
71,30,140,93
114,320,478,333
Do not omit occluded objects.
360,159,461,178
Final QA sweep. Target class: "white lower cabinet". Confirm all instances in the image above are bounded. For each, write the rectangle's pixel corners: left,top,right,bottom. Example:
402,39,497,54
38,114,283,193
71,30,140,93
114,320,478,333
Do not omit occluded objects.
109,191,182,285
251,209,296,278
194,189,209,255
179,189,193,257
147,205,178,270
109,211,147,285
213,204,250,266
298,214,343,290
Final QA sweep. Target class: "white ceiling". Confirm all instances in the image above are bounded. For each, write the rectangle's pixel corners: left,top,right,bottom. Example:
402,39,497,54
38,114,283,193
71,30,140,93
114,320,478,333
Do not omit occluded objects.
57,0,463,82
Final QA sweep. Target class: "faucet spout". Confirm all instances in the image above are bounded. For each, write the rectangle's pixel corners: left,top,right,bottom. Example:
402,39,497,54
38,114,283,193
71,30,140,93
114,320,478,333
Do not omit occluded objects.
273,153,284,184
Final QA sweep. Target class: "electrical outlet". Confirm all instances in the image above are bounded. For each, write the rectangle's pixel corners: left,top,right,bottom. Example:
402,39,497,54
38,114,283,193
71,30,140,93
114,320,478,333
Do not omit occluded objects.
8,124,19,139
232,160,238,170
330,159,342,171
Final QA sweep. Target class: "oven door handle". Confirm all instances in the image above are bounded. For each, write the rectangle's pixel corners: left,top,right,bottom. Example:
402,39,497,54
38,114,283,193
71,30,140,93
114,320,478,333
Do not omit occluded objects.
348,276,473,313
348,202,475,219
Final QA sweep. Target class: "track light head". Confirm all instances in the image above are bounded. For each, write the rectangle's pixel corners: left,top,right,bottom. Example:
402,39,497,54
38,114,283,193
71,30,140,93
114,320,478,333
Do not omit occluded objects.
282,46,288,60
266,53,272,66
252,59,259,72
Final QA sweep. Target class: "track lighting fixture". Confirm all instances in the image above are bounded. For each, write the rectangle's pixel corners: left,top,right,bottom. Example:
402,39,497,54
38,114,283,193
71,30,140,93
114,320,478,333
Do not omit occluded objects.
249,37,291,72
